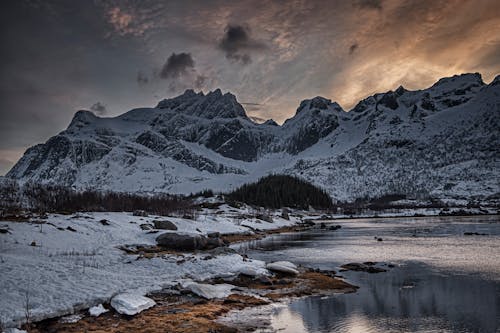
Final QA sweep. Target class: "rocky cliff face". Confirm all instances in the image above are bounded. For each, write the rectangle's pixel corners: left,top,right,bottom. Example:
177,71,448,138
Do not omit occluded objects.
6,73,500,201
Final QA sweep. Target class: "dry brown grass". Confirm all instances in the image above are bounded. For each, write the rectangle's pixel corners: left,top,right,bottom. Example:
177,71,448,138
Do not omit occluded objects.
32,269,356,333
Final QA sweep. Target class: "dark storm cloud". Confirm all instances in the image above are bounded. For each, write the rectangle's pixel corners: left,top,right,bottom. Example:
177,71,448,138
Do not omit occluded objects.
218,24,266,64
160,53,195,79
90,102,107,115
349,43,359,55
354,0,383,11
1,0,500,175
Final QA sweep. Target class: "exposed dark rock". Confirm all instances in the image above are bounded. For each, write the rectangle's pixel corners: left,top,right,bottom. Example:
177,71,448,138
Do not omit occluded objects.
328,225,341,231
378,92,399,110
206,237,225,249
464,232,488,236
156,232,209,250
256,214,273,222
99,219,110,226
340,262,387,273
153,220,178,230
133,210,148,217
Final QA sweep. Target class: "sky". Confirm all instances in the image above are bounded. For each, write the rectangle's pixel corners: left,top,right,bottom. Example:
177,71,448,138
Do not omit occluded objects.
1,0,499,175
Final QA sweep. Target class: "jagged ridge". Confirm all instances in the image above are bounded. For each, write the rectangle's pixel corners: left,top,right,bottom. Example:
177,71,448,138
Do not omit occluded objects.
6,73,500,202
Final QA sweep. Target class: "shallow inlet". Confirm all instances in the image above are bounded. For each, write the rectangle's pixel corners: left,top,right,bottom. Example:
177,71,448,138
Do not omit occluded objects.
230,215,500,332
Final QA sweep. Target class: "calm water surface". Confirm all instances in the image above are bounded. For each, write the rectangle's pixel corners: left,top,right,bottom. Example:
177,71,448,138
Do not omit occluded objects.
234,215,500,333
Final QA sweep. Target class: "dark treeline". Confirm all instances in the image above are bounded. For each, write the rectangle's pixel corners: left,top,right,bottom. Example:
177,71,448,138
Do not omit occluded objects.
227,174,333,209
0,181,192,215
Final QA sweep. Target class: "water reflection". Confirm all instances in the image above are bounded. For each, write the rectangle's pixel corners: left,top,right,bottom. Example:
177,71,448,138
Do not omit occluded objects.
239,216,500,333
277,262,500,332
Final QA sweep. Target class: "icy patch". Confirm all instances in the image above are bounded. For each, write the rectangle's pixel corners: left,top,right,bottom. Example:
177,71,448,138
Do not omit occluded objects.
110,293,155,315
89,304,108,317
3,329,28,333
185,282,235,299
266,261,299,275
238,266,269,277
59,314,83,324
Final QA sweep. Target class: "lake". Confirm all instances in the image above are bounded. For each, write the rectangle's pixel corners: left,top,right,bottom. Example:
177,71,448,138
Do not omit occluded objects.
233,215,500,332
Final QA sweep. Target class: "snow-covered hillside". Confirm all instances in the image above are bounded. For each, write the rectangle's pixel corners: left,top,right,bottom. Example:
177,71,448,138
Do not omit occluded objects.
6,73,500,202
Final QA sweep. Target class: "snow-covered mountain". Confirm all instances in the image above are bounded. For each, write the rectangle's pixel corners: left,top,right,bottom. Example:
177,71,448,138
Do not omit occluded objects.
6,73,500,202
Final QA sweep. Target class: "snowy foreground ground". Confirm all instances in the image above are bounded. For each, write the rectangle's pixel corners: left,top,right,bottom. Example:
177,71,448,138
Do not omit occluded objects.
0,205,496,330
0,204,300,329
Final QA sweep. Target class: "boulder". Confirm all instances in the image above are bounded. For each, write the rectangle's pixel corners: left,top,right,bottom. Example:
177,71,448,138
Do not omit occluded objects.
153,220,178,230
186,282,235,299
133,210,148,217
206,237,224,249
266,261,299,275
256,214,273,223
110,293,155,315
140,223,152,230
99,219,110,226
156,232,208,250
207,232,220,238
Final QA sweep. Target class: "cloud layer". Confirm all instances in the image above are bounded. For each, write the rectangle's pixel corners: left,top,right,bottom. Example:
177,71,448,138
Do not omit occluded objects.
0,0,499,174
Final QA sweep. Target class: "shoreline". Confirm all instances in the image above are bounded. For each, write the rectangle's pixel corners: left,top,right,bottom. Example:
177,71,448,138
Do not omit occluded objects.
31,267,358,333
1,209,497,332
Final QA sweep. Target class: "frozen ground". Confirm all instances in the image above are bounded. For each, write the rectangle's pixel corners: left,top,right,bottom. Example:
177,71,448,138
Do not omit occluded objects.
0,205,300,329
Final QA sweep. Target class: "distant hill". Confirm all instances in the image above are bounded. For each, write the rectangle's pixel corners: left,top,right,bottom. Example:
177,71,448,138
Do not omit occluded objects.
227,174,333,209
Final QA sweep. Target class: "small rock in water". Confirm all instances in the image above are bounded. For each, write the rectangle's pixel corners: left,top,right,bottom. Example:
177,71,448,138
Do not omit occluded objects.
377,238,383,242
463,232,488,236
341,262,387,273
328,225,341,231
89,304,109,317
110,293,156,315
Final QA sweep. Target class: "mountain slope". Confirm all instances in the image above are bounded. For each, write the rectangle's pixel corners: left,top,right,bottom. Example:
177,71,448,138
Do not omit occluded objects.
6,73,500,202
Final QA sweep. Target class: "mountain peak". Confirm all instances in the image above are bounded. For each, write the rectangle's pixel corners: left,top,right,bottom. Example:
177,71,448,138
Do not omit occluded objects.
295,96,343,115
67,110,98,130
156,88,247,119
431,73,484,90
